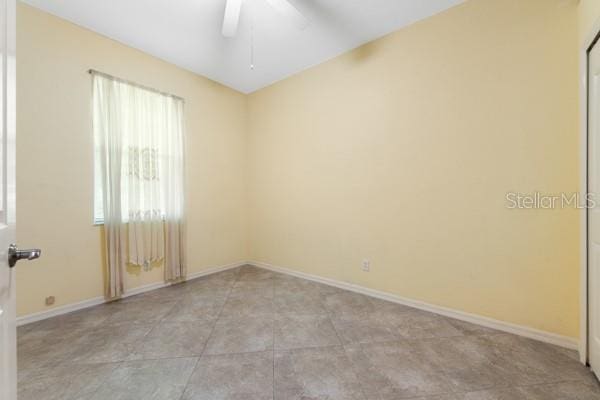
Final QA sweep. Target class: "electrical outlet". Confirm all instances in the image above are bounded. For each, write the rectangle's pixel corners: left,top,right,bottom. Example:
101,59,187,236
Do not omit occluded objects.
45,296,55,306
362,259,371,272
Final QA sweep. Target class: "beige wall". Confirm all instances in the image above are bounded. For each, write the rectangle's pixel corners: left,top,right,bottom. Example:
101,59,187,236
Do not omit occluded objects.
247,0,580,338
579,0,600,46
17,3,248,316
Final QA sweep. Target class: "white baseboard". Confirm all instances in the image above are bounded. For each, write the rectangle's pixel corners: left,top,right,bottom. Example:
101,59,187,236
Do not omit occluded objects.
249,260,579,350
16,296,106,327
16,260,247,326
17,258,578,351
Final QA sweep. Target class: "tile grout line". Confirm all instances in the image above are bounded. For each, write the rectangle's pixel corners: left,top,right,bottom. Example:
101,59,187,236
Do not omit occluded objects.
89,296,184,399
105,295,184,368
127,302,178,359
320,288,387,400
176,357,201,400
177,268,240,400
317,284,354,353
324,292,590,399
71,360,125,400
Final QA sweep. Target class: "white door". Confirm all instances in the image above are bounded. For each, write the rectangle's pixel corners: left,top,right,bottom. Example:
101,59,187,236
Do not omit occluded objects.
0,0,16,398
589,38,600,376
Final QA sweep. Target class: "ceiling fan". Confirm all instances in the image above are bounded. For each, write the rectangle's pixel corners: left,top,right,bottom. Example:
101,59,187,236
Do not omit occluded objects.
222,0,309,37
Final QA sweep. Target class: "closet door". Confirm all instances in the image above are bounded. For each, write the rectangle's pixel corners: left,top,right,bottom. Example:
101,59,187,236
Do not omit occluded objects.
589,37,600,377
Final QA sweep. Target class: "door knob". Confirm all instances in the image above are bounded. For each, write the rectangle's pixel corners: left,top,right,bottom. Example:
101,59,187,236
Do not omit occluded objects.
8,244,41,268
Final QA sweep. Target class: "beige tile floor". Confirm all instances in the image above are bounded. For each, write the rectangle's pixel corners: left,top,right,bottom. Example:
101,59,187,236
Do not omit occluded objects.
17,265,600,400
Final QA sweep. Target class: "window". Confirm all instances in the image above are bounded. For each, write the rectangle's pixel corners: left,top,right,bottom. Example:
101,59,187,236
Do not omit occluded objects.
92,71,185,226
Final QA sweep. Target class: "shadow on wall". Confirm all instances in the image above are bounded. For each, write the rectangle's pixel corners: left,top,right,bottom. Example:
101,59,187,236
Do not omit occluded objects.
350,41,380,63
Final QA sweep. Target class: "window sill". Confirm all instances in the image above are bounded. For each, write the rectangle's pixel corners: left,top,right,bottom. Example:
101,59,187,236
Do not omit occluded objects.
94,216,171,226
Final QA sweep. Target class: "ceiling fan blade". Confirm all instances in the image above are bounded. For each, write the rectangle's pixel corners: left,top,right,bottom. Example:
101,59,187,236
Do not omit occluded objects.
265,0,309,30
222,0,243,37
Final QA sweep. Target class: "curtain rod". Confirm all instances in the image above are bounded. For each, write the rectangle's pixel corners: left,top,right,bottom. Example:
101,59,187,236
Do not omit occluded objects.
88,69,185,102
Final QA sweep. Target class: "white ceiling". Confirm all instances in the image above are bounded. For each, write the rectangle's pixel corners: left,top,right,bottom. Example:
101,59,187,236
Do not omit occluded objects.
22,0,464,94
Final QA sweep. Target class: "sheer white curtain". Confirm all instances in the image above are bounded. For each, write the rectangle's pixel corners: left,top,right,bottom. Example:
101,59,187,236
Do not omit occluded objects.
92,72,186,299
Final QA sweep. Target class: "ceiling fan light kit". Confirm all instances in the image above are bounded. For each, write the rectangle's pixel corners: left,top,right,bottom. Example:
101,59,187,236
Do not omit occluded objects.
222,0,309,39
222,0,309,70
222,0,243,37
